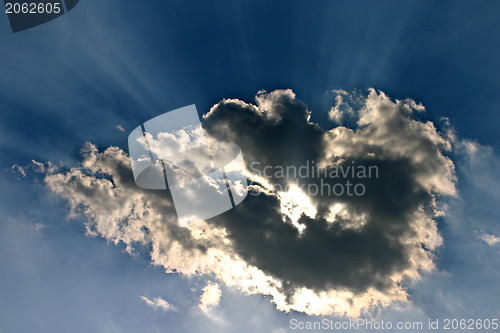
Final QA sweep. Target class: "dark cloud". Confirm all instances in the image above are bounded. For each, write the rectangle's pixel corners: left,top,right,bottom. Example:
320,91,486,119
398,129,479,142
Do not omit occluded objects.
211,193,410,293
203,89,453,293
42,89,456,316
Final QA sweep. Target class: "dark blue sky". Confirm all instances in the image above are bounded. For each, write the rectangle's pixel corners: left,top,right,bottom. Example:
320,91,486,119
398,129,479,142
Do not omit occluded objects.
1,0,500,167
1,1,500,332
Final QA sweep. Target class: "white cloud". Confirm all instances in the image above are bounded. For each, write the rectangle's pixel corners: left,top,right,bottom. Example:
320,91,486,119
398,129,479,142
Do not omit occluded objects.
34,223,45,232
328,90,354,124
140,296,174,312
12,160,56,178
115,125,125,132
11,164,26,177
199,282,221,312
199,282,224,322
324,88,456,197
480,233,500,246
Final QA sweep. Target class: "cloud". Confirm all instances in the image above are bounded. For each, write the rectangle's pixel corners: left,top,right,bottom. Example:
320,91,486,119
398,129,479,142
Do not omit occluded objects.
391,138,500,321
115,125,125,132
140,296,174,312
328,89,356,124
480,233,500,247
199,282,223,321
203,89,455,291
11,164,26,177
34,223,45,232
41,89,457,317
12,160,57,178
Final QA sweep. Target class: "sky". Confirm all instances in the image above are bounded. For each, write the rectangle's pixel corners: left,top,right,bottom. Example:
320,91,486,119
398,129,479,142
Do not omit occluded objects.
1,1,500,332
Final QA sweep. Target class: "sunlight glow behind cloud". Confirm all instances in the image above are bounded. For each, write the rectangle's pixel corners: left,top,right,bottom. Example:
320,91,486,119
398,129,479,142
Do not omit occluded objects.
39,89,457,316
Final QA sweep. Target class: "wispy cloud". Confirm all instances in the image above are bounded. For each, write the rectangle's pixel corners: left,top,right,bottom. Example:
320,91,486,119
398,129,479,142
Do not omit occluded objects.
115,125,125,132
480,233,500,246
140,296,174,312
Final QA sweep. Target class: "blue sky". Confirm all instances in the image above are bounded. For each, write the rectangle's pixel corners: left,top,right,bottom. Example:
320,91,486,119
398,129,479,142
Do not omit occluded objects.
1,1,500,332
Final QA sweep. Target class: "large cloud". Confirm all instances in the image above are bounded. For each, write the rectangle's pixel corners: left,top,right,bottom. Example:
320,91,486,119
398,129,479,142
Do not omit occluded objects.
41,89,456,316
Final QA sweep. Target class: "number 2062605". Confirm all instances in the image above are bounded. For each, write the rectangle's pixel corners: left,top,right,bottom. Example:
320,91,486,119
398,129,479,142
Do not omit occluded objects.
5,2,62,14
